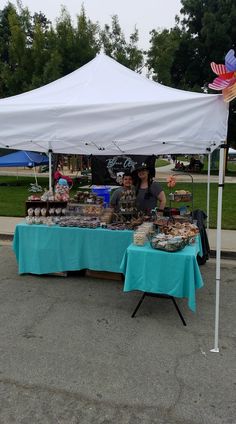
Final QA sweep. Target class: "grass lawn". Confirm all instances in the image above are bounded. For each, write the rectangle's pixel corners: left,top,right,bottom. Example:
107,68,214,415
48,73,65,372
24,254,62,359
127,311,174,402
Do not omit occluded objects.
156,156,236,176
155,158,170,167
174,155,236,175
0,175,235,229
161,182,235,230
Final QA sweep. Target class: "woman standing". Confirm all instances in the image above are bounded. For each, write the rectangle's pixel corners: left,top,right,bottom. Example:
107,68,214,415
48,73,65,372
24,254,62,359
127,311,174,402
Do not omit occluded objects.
135,163,166,214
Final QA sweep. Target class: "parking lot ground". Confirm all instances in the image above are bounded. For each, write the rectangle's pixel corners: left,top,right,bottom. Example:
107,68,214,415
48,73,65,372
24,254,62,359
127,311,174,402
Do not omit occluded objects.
0,245,236,424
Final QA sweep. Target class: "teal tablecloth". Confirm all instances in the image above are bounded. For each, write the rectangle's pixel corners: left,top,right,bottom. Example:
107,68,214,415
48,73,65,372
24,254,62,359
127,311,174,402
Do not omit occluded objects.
13,223,133,275
120,237,204,312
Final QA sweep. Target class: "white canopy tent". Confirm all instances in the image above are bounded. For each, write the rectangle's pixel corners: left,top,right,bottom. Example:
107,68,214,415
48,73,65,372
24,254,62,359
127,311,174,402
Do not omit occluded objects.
0,53,228,156
0,53,229,352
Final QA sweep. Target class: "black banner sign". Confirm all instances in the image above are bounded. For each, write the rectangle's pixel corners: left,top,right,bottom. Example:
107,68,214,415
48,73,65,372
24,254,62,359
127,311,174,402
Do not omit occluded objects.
91,155,156,185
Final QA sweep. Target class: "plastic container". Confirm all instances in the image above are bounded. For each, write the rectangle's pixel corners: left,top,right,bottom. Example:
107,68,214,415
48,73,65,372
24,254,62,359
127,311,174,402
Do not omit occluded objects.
150,235,186,252
133,230,146,246
92,186,110,207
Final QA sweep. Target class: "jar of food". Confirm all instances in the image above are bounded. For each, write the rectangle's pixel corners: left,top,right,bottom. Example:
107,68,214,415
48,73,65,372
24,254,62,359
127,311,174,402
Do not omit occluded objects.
133,231,146,246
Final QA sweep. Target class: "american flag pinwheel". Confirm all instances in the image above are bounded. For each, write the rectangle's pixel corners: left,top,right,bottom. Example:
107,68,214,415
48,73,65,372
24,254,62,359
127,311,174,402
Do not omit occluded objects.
208,49,236,102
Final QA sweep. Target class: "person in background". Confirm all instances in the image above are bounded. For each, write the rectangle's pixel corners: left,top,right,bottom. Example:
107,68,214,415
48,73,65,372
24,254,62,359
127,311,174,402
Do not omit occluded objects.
171,155,176,165
187,156,196,171
187,156,203,172
110,172,134,211
175,161,181,170
174,161,185,171
195,158,204,171
134,163,166,214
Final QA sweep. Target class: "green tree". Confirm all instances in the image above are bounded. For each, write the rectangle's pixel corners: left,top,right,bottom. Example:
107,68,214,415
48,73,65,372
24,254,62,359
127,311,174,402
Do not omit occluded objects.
147,0,236,89
100,15,144,71
147,27,181,85
42,27,63,84
54,6,76,76
0,1,36,96
74,5,100,68
178,0,236,153
0,3,144,98
176,0,236,89
0,3,15,97
147,0,236,151
6,4,32,94
0,3,14,64
30,21,49,88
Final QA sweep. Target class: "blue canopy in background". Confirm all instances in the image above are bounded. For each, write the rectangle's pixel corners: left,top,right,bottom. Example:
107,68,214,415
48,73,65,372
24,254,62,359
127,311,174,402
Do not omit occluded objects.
0,150,49,167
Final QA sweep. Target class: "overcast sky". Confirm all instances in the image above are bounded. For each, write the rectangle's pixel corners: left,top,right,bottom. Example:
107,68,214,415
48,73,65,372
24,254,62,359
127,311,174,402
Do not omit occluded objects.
4,0,182,49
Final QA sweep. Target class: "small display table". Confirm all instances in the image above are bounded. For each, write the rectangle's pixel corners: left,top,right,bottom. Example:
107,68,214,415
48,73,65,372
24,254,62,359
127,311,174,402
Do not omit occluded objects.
120,237,203,323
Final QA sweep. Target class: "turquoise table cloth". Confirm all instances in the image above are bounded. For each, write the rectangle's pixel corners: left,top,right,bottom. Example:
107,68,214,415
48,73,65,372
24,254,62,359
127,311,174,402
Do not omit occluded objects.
13,223,133,275
120,237,204,312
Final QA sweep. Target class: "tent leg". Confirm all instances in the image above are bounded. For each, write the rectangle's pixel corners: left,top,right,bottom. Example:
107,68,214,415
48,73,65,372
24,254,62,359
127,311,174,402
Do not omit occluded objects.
206,152,211,232
48,150,52,190
210,144,226,353
33,165,38,187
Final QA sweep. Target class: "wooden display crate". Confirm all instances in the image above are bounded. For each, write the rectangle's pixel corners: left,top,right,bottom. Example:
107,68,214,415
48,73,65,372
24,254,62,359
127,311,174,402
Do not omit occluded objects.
25,200,68,216
85,270,124,281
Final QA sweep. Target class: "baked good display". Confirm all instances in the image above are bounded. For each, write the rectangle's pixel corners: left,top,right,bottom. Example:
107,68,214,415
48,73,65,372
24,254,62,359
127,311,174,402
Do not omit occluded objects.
150,222,199,252
24,186,199,250
151,234,186,252
169,190,192,202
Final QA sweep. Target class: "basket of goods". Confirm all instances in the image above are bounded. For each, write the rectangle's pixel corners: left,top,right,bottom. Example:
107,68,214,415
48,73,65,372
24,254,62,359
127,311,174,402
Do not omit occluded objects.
153,217,173,235
172,214,191,223
170,190,192,202
161,222,199,244
150,234,187,252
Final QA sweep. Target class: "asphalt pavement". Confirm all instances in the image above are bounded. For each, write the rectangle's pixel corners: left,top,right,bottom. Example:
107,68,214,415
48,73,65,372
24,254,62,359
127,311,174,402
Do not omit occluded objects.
0,245,235,424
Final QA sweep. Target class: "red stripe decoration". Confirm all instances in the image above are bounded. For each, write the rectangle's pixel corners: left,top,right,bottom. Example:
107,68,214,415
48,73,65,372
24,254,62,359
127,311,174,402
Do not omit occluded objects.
208,77,231,90
211,62,227,75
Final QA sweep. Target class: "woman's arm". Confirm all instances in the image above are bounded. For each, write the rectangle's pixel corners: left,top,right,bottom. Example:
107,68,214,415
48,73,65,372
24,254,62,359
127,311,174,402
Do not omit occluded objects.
157,190,166,211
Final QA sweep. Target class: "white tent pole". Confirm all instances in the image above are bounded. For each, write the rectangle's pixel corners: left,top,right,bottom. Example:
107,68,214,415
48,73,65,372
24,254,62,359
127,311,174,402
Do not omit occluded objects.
206,152,211,232
211,144,226,353
48,150,52,190
33,165,38,186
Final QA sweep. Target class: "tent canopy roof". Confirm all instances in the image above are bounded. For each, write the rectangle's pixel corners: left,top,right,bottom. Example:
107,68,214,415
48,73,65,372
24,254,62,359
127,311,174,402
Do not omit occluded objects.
0,150,49,167
0,53,229,155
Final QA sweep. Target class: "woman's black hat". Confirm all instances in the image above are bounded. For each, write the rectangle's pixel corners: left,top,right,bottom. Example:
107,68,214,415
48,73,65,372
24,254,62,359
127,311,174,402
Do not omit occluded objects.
135,163,149,172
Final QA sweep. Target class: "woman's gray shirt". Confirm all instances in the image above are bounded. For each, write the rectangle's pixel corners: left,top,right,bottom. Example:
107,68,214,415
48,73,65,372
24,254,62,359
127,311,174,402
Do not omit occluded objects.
136,181,163,212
